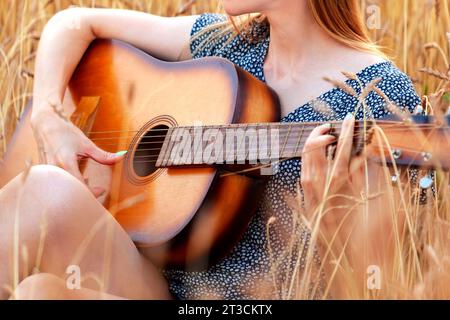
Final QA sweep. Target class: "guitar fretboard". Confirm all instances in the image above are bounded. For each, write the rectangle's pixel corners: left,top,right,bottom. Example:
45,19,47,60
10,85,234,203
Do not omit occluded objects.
155,122,352,167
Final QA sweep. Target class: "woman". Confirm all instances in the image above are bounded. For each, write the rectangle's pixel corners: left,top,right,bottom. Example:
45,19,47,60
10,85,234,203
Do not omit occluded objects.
0,0,420,299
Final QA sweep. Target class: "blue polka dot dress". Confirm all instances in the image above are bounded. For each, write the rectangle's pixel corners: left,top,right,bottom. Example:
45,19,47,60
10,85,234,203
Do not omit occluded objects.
163,13,422,300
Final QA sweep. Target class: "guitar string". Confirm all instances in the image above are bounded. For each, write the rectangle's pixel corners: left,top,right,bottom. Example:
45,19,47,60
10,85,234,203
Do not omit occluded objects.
85,121,447,135
90,128,443,149
89,125,446,154
89,125,445,149
128,142,433,162
80,144,437,166
83,144,441,165
83,120,447,135
94,133,348,151
89,125,446,146
78,133,434,165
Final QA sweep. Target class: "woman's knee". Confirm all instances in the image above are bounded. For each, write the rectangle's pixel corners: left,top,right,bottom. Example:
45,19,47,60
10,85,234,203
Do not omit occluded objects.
12,273,66,300
22,164,83,194
18,164,92,214
13,273,126,300
9,165,102,240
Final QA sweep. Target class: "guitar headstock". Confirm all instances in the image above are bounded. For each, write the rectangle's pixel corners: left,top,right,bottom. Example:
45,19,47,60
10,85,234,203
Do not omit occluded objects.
363,115,450,170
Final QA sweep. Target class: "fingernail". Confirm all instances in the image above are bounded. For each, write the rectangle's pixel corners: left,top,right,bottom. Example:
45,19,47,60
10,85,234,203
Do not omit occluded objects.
92,187,106,198
344,113,354,120
115,150,127,157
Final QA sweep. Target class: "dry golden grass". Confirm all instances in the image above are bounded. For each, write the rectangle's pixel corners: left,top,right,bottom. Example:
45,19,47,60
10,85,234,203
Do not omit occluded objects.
281,84,450,300
0,0,448,152
365,0,449,94
0,0,221,153
1,0,450,300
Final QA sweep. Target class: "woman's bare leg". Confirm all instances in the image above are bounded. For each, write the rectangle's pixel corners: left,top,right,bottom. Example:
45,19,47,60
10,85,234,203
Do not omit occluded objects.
13,273,126,300
0,165,169,300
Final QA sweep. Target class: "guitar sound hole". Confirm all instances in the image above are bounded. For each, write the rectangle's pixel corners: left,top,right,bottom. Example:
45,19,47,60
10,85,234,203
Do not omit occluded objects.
133,124,169,177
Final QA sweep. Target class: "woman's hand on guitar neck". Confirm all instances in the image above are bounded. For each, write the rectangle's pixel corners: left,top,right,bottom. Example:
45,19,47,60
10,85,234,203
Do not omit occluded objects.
30,104,126,197
301,113,361,223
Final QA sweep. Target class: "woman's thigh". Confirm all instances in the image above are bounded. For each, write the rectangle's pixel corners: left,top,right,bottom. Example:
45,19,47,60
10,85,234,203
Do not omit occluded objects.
13,273,127,300
0,165,169,299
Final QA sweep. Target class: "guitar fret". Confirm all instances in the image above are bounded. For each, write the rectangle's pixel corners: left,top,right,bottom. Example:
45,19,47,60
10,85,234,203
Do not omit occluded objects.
246,124,256,162
156,127,173,167
235,123,247,163
167,128,187,166
294,125,305,157
281,124,292,158
164,128,177,166
182,127,195,165
192,124,204,165
245,124,253,162
162,128,177,167
203,127,216,165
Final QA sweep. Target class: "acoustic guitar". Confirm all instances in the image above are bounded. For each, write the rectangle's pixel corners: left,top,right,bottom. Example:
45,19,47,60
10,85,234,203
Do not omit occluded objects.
1,40,449,269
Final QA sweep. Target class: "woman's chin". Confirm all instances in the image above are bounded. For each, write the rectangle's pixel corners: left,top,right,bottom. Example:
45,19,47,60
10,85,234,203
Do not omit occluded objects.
223,7,246,17
222,1,258,16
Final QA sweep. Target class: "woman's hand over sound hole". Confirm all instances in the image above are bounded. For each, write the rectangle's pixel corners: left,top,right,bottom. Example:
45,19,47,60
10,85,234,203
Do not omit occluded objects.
30,103,125,197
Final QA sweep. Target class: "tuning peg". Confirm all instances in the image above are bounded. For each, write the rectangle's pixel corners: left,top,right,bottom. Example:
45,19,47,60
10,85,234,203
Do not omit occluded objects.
421,152,432,162
414,105,424,115
392,149,402,160
419,175,433,189
391,174,399,186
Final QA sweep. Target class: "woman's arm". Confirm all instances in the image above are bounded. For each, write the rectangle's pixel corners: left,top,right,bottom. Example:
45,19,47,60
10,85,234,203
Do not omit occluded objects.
33,8,196,106
31,8,197,186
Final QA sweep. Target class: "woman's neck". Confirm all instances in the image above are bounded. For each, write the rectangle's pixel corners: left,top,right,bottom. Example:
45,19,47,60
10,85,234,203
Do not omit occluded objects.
263,2,347,81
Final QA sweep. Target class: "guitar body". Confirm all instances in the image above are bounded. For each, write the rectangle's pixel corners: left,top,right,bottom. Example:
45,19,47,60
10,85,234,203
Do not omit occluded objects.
0,40,280,269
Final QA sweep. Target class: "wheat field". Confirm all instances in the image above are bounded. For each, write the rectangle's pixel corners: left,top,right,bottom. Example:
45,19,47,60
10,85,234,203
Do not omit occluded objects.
0,0,449,299
0,0,449,151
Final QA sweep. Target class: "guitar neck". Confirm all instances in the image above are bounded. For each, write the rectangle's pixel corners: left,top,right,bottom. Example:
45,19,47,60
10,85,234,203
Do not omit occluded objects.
155,121,366,167
149,115,450,171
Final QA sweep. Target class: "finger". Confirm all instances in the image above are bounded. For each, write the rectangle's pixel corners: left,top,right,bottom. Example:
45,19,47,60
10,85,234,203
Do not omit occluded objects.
43,154,57,167
60,157,85,182
84,142,127,165
308,123,333,139
349,155,365,175
335,113,355,169
348,156,366,192
302,135,336,197
302,135,336,179
36,139,54,165
303,135,337,154
91,187,106,198
61,158,106,198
